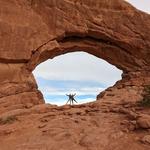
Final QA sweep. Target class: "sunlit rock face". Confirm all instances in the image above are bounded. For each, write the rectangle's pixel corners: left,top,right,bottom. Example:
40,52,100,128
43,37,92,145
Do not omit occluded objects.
0,0,150,111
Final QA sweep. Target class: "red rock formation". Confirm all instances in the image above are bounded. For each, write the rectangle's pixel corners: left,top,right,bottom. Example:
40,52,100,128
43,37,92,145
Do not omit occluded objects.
0,0,150,105
0,1,150,149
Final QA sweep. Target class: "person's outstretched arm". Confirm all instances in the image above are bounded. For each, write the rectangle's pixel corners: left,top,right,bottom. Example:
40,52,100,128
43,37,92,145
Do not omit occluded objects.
73,93,76,96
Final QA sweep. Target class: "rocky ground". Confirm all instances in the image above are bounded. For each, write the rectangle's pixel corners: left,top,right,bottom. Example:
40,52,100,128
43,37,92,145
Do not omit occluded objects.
0,90,150,150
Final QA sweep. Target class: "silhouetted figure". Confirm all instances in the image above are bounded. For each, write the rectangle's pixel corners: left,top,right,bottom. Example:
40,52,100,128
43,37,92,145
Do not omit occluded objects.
66,93,77,105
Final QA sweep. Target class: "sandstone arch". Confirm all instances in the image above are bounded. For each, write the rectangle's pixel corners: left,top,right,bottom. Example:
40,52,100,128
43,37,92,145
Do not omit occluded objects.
0,0,150,111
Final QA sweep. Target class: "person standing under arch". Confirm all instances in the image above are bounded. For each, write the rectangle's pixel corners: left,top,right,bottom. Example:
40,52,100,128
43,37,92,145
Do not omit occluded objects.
66,93,77,105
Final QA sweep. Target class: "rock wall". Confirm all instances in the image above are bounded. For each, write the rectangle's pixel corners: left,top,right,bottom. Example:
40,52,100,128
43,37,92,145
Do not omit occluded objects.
0,0,150,109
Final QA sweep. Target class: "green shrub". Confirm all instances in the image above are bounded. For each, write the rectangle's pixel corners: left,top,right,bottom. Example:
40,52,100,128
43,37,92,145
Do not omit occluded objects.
139,85,150,107
0,116,18,125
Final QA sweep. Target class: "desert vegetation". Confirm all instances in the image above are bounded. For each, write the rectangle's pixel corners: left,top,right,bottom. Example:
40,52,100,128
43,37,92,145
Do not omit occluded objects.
139,85,150,107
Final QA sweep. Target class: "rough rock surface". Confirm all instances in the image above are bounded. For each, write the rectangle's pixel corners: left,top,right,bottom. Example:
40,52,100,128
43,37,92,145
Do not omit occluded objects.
137,115,150,129
0,0,150,106
141,135,150,145
0,102,150,150
0,0,150,149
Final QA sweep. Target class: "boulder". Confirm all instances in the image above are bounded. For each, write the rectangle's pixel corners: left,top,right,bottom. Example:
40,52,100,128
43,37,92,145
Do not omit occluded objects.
137,115,150,129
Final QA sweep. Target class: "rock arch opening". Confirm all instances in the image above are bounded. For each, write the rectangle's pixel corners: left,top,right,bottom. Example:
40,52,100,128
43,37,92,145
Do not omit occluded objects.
0,0,149,112
33,52,122,106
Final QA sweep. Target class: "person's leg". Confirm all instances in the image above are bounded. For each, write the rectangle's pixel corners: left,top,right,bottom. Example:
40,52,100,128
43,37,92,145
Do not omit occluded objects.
66,99,70,105
73,99,77,103
70,99,72,105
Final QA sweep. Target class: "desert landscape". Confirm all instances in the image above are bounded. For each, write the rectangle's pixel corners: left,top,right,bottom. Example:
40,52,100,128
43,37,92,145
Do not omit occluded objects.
0,0,150,149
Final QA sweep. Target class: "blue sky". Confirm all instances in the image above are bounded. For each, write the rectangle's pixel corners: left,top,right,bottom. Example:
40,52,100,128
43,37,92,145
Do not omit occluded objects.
33,1,150,106
35,76,107,105
33,52,122,105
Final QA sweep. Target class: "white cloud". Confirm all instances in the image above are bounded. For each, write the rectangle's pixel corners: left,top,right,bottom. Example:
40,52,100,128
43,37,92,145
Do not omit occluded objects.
33,52,122,87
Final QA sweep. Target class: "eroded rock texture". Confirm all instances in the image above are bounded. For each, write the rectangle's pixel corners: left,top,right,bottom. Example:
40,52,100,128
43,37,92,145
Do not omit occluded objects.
0,0,150,109
0,0,150,149
0,0,150,112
